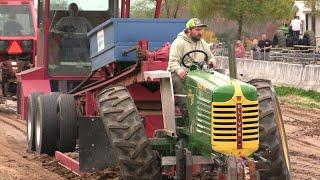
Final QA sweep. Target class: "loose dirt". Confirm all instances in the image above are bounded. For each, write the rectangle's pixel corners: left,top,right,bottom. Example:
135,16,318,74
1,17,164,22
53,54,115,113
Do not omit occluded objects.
281,103,320,180
0,103,319,179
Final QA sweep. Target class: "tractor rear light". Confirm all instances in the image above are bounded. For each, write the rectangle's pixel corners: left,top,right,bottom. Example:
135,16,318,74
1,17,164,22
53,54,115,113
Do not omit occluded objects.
21,40,33,53
11,61,17,66
0,41,8,51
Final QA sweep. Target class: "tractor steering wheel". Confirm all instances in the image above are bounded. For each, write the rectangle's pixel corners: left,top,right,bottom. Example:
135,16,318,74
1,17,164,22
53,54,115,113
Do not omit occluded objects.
181,50,208,68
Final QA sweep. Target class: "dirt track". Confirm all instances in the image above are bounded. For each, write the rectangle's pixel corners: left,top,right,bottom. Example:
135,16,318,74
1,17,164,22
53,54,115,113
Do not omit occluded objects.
0,104,319,179
281,103,320,180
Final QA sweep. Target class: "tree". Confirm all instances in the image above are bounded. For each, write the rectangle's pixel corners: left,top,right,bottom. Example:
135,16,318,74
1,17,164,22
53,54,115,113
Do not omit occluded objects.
131,0,155,18
163,0,188,18
130,0,191,18
193,0,295,40
50,0,68,10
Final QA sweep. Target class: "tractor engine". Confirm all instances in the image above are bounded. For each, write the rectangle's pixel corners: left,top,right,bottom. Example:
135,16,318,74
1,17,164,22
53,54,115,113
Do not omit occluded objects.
185,70,259,157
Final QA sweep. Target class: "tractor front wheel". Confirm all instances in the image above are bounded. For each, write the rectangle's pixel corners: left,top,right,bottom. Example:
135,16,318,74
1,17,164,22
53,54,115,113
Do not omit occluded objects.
273,30,286,48
249,79,291,180
98,86,161,180
303,30,316,46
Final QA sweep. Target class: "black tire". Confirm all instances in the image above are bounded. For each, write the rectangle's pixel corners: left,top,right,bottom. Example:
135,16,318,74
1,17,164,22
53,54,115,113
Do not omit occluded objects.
35,93,61,155
248,79,291,180
303,30,316,46
273,30,286,48
98,86,161,180
57,94,77,152
27,92,43,151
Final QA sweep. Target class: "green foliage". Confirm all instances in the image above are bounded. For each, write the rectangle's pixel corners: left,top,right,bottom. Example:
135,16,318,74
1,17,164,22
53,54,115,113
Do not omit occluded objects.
131,0,156,18
50,0,68,10
275,86,320,109
192,0,295,39
275,86,320,101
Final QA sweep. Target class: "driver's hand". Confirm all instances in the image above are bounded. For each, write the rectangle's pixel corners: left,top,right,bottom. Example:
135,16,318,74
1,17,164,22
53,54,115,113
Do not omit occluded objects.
177,70,188,80
208,60,217,69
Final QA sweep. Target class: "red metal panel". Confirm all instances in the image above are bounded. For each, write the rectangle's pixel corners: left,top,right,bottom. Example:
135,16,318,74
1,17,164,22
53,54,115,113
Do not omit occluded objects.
55,151,82,176
19,79,51,120
127,84,161,101
143,115,164,138
85,91,95,116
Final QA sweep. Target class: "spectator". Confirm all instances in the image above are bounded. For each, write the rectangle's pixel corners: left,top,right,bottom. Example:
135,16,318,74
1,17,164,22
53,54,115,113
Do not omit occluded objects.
250,39,260,60
235,40,245,58
214,43,225,56
258,34,272,60
290,16,302,46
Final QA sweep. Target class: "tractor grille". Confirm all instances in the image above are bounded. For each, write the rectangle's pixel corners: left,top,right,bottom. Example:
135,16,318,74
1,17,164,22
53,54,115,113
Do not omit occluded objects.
195,97,212,137
211,101,259,155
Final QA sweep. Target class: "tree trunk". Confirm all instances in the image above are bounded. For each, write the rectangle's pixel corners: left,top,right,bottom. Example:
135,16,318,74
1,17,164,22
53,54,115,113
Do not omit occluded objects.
311,0,316,32
164,0,170,18
173,0,181,18
237,15,243,40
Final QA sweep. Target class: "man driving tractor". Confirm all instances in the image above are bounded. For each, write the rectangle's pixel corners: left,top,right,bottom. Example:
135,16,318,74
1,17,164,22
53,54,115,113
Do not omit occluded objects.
53,3,93,33
168,18,216,122
50,3,93,70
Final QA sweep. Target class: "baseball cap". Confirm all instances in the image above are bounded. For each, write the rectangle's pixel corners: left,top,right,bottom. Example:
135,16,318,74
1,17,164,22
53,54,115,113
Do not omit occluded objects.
186,18,208,29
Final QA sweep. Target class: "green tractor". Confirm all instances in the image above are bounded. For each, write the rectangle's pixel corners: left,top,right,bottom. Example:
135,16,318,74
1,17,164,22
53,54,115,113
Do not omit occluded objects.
273,24,316,48
98,50,291,179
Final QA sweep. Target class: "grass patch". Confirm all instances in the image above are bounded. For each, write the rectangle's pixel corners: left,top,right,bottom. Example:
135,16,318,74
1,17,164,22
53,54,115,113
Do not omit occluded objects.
275,86,320,109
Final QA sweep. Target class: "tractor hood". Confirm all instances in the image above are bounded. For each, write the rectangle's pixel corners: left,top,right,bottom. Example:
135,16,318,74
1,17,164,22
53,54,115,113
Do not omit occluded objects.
185,70,259,157
185,70,257,102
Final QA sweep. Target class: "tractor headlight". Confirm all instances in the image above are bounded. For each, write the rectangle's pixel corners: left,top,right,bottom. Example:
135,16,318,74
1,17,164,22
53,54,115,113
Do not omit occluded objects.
0,40,8,51
21,40,33,53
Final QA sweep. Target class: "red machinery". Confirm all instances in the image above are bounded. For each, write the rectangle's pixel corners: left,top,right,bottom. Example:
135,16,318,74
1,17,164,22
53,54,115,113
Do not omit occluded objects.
21,0,184,177
0,0,36,99
17,0,162,120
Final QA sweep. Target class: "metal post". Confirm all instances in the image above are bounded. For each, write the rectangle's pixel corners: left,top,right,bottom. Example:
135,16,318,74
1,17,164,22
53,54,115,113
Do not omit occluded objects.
313,47,316,64
228,41,237,79
154,0,162,18
176,141,186,180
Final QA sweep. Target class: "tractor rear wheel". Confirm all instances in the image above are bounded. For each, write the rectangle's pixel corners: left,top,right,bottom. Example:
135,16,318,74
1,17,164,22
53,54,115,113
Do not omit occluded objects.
98,86,161,180
248,79,291,180
273,30,286,48
35,93,61,155
57,94,77,152
27,92,43,151
303,30,316,46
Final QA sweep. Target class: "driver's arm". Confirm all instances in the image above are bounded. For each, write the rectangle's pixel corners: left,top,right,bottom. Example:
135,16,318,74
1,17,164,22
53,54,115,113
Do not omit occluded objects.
52,17,66,33
168,39,184,74
202,40,216,66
